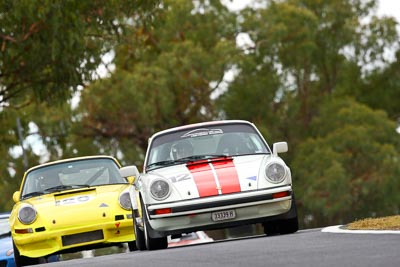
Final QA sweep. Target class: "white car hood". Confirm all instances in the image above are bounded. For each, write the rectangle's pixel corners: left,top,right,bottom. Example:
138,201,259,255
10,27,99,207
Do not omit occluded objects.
145,155,269,201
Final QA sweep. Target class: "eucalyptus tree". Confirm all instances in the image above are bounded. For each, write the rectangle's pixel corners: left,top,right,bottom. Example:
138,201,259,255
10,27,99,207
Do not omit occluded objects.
72,0,238,165
0,0,159,211
219,0,400,226
0,0,159,108
221,0,398,141
292,98,400,227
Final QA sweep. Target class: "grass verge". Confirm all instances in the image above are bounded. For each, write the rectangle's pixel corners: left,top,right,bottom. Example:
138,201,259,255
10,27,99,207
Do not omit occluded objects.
347,215,400,230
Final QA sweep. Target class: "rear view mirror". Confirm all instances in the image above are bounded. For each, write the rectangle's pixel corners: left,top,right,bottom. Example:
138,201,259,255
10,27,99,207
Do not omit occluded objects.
119,166,140,184
272,142,288,156
13,191,21,203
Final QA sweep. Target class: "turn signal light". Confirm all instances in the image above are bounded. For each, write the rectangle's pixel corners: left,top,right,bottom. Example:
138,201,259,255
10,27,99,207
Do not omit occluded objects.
155,208,172,215
15,228,33,234
272,191,289,199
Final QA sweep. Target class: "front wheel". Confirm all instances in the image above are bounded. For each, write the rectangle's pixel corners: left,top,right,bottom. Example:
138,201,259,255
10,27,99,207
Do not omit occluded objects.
142,205,168,250
263,194,299,236
13,241,40,267
133,209,146,250
263,217,299,236
127,241,137,252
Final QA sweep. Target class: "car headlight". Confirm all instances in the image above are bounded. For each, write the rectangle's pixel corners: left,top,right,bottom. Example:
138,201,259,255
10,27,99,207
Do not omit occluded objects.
6,248,13,257
119,191,132,210
18,204,37,225
150,179,171,200
265,163,286,183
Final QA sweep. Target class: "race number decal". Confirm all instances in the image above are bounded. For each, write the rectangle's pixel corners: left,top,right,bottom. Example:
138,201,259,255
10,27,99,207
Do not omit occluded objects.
55,195,93,206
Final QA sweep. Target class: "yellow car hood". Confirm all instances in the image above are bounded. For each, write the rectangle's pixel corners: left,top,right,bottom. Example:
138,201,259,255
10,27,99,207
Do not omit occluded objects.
19,184,129,230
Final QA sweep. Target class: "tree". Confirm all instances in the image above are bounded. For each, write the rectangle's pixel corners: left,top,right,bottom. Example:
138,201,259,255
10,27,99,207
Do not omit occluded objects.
0,0,160,211
70,0,238,165
292,98,400,227
220,0,400,227
221,0,398,140
353,50,400,121
0,0,159,109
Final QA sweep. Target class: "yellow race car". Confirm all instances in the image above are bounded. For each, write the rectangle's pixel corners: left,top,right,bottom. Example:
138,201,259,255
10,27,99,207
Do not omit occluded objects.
9,155,139,266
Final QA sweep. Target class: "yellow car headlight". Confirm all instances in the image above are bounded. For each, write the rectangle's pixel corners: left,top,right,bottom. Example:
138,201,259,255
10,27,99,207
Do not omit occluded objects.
18,204,37,225
119,191,132,210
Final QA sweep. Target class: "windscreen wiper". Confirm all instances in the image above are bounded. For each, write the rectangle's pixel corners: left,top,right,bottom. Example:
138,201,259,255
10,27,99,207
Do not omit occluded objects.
146,160,178,170
176,154,229,162
21,191,45,199
45,184,91,193
45,185,74,193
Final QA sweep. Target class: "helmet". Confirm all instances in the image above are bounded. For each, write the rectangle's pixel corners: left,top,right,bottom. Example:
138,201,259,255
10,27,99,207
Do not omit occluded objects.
170,140,193,160
37,173,61,191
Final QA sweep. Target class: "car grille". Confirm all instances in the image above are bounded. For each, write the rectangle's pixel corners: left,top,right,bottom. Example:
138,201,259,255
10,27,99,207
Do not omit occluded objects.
62,230,104,247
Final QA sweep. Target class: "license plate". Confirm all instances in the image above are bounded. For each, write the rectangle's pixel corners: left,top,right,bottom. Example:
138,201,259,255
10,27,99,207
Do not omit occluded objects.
211,210,236,221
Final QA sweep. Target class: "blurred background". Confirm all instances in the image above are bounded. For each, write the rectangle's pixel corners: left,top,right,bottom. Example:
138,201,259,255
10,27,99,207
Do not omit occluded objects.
1,0,399,234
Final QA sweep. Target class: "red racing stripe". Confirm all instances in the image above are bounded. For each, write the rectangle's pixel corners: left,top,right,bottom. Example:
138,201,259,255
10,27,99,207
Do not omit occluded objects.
212,159,241,194
187,162,218,197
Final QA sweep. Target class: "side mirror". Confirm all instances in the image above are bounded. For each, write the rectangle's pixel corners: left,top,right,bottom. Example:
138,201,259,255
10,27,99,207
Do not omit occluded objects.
272,142,288,156
119,166,139,184
13,191,21,203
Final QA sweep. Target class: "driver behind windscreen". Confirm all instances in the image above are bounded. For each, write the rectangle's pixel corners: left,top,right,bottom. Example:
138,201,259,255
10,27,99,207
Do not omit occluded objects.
37,171,62,191
170,140,194,160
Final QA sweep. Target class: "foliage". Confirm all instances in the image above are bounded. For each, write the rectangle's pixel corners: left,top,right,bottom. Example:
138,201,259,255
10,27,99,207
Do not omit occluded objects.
0,0,159,211
0,0,159,109
292,98,400,227
219,0,400,226
352,50,400,121
0,0,399,229
70,0,238,166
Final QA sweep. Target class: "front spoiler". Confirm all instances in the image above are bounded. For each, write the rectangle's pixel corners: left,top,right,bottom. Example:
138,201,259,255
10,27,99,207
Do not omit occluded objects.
13,218,134,258
142,187,297,238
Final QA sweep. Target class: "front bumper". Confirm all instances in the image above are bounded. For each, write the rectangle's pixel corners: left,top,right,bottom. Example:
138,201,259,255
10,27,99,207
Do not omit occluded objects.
144,186,295,238
13,216,134,258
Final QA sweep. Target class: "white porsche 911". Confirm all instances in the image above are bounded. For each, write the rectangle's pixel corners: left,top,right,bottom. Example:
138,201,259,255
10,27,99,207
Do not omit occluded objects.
120,120,298,250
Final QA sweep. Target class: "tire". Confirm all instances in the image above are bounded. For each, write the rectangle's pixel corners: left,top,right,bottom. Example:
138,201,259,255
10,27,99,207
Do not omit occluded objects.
142,204,168,250
13,241,40,267
127,241,137,252
263,221,281,236
279,217,299,234
133,209,146,251
127,210,138,252
263,193,299,236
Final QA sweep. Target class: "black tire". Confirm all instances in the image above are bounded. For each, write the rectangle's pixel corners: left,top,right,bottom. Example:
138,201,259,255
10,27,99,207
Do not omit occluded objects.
127,241,137,251
133,209,146,251
263,193,299,236
142,204,168,250
13,241,40,267
263,221,281,236
263,216,299,235
279,217,299,234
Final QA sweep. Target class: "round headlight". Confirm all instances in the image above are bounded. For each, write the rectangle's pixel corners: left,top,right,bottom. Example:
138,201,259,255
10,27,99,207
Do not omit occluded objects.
18,204,37,225
6,248,13,257
119,191,132,210
150,179,171,200
265,163,286,183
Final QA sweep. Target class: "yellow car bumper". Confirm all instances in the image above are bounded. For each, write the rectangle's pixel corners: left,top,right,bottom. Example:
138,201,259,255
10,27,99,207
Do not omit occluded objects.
13,218,135,258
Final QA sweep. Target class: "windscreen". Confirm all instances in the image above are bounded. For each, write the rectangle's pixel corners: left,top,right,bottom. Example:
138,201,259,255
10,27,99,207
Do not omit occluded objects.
21,158,126,199
146,123,270,170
